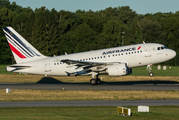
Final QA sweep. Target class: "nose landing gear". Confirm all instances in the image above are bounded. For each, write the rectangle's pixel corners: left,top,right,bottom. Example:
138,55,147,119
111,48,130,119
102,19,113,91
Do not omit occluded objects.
147,64,154,77
149,72,154,77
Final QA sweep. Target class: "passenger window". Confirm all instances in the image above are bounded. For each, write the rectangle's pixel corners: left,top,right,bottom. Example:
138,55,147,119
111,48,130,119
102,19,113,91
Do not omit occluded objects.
108,55,110,57
54,63,56,65
89,58,90,60
137,51,139,53
158,47,160,50
104,56,105,58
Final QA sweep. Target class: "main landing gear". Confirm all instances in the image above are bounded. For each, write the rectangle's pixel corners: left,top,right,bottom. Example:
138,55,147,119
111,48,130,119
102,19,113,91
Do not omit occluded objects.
147,64,154,77
90,73,101,85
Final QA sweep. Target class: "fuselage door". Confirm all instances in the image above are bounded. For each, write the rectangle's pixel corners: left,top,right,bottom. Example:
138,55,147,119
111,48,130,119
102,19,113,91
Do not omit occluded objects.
144,45,151,57
44,60,51,72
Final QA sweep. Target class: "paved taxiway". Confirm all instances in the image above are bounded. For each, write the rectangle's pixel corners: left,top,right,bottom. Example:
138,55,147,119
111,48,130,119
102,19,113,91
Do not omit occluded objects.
0,83,179,90
0,100,179,107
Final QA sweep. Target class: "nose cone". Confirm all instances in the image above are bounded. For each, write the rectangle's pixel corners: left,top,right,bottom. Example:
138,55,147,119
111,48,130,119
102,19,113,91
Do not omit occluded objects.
171,50,176,59
172,50,176,58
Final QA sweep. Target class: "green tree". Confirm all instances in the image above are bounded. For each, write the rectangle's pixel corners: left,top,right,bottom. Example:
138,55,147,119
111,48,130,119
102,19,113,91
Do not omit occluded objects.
102,19,126,47
139,18,166,43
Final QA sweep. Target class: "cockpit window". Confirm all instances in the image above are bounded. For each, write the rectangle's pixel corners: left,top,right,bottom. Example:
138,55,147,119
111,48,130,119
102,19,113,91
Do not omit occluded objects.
157,46,167,50
164,46,167,49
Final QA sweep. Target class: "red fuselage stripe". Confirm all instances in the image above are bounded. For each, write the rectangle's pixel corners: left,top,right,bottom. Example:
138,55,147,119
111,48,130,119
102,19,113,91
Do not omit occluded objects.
8,43,26,59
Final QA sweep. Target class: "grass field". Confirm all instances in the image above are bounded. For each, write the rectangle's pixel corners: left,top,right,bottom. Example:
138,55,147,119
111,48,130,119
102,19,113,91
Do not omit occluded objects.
131,65,179,76
0,65,12,75
0,106,179,120
1,89,179,102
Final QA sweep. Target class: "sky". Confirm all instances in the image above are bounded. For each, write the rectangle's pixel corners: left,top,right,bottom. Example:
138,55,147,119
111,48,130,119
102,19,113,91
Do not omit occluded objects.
9,0,179,14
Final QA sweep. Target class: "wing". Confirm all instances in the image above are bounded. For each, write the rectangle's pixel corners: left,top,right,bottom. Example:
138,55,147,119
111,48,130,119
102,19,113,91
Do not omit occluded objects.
61,59,106,66
60,59,120,76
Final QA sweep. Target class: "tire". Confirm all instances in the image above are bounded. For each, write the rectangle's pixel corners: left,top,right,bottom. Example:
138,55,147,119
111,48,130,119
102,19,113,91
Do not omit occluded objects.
149,72,154,77
96,78,101,85
90,79,97,85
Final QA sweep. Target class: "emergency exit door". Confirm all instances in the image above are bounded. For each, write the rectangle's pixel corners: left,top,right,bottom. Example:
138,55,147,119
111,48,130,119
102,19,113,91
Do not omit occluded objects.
44,60,51,72
144,46,151,57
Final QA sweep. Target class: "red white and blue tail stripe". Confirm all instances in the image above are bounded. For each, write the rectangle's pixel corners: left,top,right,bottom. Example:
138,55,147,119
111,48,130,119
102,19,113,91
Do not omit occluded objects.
2,27,46,63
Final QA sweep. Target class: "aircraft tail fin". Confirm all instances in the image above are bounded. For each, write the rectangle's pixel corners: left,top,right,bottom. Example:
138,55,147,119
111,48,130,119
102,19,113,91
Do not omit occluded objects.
2,27,47,63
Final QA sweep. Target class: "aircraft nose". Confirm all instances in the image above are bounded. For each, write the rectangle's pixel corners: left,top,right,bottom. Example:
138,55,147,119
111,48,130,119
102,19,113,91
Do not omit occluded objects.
170,50,176,59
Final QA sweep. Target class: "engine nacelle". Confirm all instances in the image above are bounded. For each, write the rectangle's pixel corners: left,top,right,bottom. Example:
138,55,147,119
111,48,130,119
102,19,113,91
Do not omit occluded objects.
107,63,132,76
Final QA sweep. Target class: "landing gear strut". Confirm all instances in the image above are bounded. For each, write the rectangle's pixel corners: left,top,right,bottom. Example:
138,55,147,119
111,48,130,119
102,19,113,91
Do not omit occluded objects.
90,73,101,85
147,64,154,77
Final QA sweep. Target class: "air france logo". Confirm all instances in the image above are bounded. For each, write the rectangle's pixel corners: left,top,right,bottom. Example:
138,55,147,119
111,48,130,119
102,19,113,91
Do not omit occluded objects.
102,47,139,55
137,46,141,50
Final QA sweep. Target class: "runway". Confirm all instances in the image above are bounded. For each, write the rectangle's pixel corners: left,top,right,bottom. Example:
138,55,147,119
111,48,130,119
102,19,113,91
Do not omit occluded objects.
0,83,179,90
0,100,179,107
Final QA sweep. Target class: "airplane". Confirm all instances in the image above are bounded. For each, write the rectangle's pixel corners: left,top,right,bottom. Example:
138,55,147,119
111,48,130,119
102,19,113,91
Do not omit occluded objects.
2,27,176,85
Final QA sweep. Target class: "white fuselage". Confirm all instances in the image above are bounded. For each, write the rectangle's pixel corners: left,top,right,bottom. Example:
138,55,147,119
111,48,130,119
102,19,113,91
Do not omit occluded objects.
7,43,176,76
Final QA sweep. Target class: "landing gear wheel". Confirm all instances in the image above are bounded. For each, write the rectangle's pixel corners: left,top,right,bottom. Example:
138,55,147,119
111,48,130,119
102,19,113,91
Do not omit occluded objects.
96,78,101,85
149,72,154,77
90,79,97,85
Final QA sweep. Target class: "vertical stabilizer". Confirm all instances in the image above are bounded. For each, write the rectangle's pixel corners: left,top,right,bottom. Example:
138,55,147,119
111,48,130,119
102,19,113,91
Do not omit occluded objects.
2,27,47,63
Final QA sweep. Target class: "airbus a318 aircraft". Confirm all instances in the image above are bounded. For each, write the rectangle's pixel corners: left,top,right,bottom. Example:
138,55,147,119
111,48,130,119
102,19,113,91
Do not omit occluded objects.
2,27,176,85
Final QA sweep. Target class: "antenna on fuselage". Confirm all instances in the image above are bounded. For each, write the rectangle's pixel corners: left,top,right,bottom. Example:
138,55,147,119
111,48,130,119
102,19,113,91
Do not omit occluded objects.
143,41,145,44
65,52,67,55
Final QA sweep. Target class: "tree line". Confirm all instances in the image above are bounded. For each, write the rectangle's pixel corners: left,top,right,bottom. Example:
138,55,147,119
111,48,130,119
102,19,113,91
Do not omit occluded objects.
0,0,179,65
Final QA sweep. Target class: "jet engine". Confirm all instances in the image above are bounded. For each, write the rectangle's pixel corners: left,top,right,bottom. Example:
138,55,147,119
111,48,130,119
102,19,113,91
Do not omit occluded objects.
107,63,132,76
